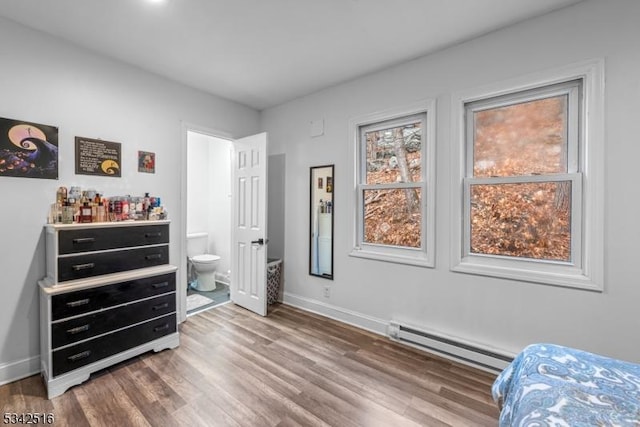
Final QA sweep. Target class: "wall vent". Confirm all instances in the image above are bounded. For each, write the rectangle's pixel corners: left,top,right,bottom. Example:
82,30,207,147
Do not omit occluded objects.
387,321,513,373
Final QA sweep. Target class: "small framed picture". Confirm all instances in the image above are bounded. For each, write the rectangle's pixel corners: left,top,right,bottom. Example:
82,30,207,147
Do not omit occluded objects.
138,150,155,173
326,176,333,193
318,177,323,189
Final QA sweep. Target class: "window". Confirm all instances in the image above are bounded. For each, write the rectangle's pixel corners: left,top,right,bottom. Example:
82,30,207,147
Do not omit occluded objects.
466,82,580,263
350,101,435,267
451,60,604,290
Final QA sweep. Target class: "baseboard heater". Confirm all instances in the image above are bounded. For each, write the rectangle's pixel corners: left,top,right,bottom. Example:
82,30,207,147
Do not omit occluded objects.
387,321,513,373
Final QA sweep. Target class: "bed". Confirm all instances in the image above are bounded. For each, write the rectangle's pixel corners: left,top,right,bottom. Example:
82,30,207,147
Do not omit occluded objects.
492,343,640,426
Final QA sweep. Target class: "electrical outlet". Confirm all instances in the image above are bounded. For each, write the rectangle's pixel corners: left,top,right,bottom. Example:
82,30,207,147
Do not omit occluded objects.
323,285,330,298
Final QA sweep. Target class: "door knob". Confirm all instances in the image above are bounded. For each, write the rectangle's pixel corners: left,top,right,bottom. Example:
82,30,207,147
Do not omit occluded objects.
251,238,268,245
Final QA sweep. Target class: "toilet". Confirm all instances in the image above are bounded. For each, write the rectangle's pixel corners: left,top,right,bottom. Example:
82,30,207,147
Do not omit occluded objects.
186,232,221,291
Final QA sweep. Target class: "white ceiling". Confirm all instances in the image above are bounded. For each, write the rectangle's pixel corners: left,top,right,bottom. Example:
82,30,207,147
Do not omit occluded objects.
0,0,584,110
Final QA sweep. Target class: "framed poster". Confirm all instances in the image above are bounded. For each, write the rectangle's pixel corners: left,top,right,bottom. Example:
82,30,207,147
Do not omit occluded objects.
0,117,59,179
75,136,121,177
138,150,155,173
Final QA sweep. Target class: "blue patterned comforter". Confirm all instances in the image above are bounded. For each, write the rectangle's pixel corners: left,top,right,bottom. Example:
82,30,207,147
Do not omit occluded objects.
492,343,640,426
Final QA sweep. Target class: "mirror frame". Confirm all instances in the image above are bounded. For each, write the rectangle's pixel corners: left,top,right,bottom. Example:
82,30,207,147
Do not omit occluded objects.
309,164,334,280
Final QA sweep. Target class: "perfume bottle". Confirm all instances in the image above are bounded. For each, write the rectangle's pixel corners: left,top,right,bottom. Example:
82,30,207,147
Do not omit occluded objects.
96,201,106,222
62,202,74,224
56,186,67,205
80,202,93,223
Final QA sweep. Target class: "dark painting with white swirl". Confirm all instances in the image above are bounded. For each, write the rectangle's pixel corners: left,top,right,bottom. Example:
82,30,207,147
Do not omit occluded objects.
0,117,59,179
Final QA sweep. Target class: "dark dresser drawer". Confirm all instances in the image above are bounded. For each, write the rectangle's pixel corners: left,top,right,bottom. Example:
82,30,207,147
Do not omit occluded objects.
51,293,176,348
58,224,169,255
52,314,176,377
51,272,175,321
41,221,178,399
57,245,168,282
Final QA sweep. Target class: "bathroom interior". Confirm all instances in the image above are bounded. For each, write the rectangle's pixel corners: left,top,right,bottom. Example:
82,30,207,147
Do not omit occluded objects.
186,130,233,314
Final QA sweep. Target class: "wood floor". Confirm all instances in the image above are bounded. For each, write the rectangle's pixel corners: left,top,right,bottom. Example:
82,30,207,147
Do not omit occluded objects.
1,303,500,426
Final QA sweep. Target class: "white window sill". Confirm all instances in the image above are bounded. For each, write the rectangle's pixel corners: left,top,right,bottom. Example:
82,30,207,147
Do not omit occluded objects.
451,257,603,292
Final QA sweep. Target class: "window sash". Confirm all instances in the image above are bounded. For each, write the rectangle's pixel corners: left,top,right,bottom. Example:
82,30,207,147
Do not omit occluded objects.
463,173,582,268
358,182,425,250
465,80,581,177
359,113,426,184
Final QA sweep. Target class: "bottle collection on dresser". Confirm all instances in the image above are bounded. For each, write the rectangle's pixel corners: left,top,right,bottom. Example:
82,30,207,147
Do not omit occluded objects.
49,185,167,225
39,194,179,398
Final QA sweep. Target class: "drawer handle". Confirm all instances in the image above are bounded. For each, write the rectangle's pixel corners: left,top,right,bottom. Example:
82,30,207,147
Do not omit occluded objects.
152,282,169,289
66,298,90,308
154,324,170,332
145,254,163,260
145,232,162,238
67,350,91,362
72,237,95,244
152,302,169,311
67,324,90,335
72,263,95,271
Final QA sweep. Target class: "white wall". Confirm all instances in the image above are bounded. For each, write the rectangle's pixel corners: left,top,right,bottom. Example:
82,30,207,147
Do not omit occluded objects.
261,0,640,362
186,132,211,235
186,132,232,275
0,17,259,384
267,153,286,263
208,138,232,275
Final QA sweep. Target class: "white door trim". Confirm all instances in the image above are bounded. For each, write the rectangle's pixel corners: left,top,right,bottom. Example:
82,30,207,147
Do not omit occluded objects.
179,122,235,323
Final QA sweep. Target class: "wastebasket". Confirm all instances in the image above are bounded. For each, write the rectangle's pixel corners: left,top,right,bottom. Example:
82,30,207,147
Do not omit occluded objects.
267,258,282,305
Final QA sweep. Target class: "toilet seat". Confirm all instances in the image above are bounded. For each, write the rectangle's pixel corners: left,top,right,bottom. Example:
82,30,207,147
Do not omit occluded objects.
192,254,221,263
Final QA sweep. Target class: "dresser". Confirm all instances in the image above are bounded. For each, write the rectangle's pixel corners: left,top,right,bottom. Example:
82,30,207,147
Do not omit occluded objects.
39,220,179,399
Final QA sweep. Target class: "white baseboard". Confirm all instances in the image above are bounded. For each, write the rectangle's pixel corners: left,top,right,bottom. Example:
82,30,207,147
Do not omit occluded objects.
282,292,388,336
282,292,512,374
0,356,40,386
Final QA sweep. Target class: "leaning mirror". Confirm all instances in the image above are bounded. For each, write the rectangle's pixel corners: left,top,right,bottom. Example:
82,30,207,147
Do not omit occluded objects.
310,165,334,279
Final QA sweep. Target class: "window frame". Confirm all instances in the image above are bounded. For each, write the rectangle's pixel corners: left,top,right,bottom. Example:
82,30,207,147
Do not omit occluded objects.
450,60,604,291
349,100,436,267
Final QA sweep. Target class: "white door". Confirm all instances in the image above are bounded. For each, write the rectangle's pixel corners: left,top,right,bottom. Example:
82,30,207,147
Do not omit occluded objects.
231,132,268,316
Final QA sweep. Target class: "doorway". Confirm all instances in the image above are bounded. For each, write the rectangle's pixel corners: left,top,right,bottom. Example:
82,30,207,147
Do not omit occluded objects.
185,130,233,315
179,124,272,322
